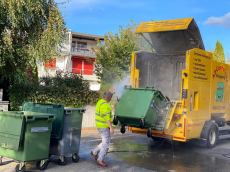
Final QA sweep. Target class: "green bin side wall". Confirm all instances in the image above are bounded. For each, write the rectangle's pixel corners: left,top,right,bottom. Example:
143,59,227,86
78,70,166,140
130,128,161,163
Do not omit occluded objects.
0,113,25,151
116,88,167,128
0,119,52,162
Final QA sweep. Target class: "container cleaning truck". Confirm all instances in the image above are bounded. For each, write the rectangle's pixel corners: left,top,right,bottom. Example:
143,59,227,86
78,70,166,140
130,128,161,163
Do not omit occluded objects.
113,17,230,148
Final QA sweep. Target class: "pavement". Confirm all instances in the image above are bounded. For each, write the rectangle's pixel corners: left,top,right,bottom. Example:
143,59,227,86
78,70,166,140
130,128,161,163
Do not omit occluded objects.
0,128,154,172
3,128,230,172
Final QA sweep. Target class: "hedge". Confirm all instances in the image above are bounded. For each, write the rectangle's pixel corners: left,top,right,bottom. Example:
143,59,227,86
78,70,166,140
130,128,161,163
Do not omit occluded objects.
9,71,101,110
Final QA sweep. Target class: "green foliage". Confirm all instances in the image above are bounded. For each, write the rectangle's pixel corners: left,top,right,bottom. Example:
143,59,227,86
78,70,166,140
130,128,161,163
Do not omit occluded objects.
213,41,226,63
9,71,100,110
92,21,153,86
100,80,113,91
0,0,67,80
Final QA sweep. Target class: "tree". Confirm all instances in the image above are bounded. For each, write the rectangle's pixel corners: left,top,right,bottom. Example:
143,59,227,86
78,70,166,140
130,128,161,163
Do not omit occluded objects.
92,21,152,89
213,41,226,63
0,0,67,82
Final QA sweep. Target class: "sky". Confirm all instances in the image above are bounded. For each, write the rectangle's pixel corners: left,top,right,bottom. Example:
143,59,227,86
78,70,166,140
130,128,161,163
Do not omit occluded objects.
57,0,230,57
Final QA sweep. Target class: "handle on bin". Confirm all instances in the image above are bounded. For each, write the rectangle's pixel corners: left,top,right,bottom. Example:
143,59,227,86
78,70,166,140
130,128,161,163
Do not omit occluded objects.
79,109,86,113
65,110,72,114
47,115,56,122
26,116,35,123
35,103,54,108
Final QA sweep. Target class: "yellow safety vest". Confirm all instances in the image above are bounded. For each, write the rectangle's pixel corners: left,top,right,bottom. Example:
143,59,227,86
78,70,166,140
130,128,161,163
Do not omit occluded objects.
95,99,113,128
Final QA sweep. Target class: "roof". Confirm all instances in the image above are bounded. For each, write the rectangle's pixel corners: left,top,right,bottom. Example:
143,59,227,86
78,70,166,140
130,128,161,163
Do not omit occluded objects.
72,32,104,41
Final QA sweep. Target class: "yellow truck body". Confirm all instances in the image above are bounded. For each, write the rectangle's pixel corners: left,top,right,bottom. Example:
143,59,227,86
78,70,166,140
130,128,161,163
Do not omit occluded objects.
128,17,229,147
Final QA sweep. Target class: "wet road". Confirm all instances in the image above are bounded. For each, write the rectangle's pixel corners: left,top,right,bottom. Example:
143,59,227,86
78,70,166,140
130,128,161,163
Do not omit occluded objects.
2,129,230,172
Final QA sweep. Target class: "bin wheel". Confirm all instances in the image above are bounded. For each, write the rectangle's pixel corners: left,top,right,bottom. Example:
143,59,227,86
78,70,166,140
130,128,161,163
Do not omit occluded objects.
59,156,67,166
0,158,2,165
113,116,118,125
15,164,26,172
72,154,79,163
147,129,152,138
36,160,49,170
120,125,126,134
140,118,145,129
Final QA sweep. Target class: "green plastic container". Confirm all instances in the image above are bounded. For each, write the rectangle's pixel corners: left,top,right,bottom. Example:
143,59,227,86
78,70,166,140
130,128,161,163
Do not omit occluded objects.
23,102,86,165
0,111,55,171
23,102,64,139
114,86,168,129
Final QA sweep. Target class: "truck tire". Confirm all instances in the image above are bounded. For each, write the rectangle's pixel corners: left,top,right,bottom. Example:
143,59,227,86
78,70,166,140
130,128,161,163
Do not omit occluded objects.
206,124,218,148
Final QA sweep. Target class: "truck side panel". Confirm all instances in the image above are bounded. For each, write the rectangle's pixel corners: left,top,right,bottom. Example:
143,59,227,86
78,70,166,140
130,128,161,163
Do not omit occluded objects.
185,49,212,139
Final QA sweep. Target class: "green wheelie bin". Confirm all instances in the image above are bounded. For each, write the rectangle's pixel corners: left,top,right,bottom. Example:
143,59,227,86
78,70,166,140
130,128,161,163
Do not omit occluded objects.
0,111,55,172
113,86,170,135
22,102,86,165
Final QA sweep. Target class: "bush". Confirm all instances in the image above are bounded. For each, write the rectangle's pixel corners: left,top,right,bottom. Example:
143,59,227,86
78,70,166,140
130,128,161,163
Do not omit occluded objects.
9,71,101,110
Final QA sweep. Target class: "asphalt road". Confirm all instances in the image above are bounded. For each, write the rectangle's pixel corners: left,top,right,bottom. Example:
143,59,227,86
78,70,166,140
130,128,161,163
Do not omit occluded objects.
2,128,230,172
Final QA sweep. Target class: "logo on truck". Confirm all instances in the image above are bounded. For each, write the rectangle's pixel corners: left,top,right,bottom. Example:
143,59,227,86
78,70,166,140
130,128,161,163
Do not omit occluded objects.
212,66,228,82
215,82,224,102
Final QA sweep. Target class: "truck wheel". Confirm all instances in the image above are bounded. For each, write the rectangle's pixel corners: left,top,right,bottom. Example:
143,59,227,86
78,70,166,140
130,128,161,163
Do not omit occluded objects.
15,164,26,172
113,116,118,125
206,125,218,148
140,118,145,129
120,125,126,134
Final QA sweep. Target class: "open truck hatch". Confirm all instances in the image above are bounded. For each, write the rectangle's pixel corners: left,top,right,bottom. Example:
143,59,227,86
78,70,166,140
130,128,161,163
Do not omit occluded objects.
136,17,205,55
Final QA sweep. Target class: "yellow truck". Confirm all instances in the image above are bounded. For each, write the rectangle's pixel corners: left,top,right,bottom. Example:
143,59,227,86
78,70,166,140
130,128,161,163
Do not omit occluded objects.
126,17,229,148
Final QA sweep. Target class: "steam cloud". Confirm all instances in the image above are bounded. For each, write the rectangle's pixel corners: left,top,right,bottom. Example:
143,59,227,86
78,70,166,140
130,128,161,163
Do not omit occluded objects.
113,75,129,98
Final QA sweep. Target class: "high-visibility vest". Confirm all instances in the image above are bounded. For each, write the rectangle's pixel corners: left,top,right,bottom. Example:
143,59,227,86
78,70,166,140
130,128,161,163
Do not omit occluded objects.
95,99,113,128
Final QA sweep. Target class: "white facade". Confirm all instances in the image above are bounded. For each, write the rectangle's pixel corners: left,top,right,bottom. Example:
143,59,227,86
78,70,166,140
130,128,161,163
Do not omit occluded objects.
37,30,104,91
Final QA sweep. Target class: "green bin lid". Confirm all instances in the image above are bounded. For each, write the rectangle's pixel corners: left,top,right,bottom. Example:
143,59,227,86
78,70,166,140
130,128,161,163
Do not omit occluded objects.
23,102,64,139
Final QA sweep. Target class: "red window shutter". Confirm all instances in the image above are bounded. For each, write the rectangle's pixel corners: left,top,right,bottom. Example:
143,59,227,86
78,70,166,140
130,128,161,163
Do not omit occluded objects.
45,59,56,69
72,60,82,74
84,60,93,75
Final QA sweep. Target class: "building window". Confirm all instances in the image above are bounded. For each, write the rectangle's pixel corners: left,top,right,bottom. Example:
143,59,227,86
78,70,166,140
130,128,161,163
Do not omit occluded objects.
72,57,95,75
45,59,56,69
77,42,87,49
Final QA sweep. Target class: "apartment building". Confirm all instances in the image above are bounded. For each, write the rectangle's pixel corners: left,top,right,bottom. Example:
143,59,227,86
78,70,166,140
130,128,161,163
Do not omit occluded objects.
38,30,104,90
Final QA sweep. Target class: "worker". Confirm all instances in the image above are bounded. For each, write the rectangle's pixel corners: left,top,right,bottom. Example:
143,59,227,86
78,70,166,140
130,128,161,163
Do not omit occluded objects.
90,91,114,167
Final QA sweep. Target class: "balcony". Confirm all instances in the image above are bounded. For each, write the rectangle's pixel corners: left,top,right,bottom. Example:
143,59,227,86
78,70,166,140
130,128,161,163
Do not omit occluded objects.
71,44,96,58
38,67,99,82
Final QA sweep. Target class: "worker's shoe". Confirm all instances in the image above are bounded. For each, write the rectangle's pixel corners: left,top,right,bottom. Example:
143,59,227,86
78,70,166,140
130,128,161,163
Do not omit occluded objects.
97,160,108,167
90,151,98,161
